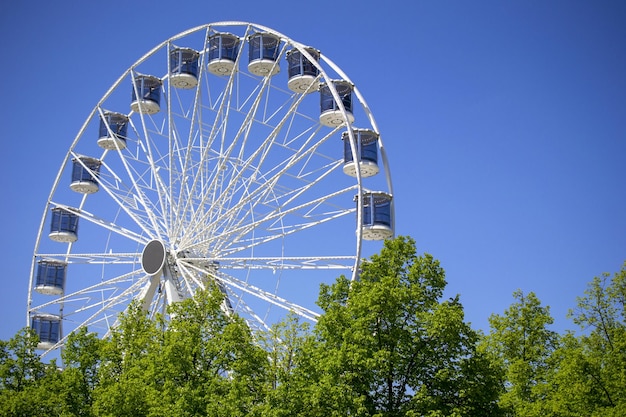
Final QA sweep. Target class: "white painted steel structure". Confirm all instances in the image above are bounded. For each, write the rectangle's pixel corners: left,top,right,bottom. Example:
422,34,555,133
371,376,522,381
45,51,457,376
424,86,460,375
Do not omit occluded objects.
26,22,394,356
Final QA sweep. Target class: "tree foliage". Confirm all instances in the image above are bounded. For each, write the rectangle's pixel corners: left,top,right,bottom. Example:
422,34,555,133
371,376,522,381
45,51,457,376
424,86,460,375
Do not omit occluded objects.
258,314,316,416
310,236,503,416
0,328,64,416
482,262,626,416
548,262,626,416
482,290,558,416
2,239,624,416
91,284,268,417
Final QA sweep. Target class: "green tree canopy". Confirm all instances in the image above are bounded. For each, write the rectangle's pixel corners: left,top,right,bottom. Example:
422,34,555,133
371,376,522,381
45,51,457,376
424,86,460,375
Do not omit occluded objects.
309,236,503,416
4,236,561,416
482,289,558,416
549,262,626,416
91,283,268,417
0,328,65,416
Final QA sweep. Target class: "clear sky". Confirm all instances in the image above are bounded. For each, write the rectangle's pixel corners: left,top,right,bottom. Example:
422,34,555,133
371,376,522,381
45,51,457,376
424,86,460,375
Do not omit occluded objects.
1,0,624,342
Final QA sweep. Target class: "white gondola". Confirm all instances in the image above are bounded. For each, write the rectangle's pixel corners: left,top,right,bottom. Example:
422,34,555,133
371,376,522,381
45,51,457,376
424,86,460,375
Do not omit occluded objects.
170,47,199,89
286,47,320,94
319,80,355,127
48,207,79,243
97,111,128,150
70,156,101,194
360,192,394,240
248,32,281,76
342,129,380,178
34,260,66,296
130,74,162,114
31,313,61,350
207,32,240,75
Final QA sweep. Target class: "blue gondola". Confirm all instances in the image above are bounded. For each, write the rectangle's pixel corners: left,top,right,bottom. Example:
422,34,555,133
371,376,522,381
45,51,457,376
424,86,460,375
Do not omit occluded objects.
170,47,199,89
319,80,355,127
35,260,67,296
98,111,129,150
360,192,394,240
49,207,79,243
286,47,320,93
248,32,281,76
31,314,61,350
207,32,240,75
342,129,380,178
131,75,162,114
70,157,101,194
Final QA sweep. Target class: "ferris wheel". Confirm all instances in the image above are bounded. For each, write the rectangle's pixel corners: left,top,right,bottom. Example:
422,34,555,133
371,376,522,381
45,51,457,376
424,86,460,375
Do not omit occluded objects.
26,22,394,355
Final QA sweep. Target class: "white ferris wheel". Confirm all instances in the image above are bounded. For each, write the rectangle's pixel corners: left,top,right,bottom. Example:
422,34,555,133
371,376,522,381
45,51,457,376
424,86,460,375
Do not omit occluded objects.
26,21,394,355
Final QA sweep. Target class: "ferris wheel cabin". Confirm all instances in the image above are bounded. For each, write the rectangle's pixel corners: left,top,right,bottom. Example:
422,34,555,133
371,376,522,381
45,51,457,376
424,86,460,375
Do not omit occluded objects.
49,207,79,243
169,47,199,89
34,260,67,296
248,32,281,76
319,81,355,127
98,111,129,150
208,33,240,76
360,192,394,240
70,157,102,194
342,129,380,178
130,75,162,114
31,313,61,350
286,47,320,94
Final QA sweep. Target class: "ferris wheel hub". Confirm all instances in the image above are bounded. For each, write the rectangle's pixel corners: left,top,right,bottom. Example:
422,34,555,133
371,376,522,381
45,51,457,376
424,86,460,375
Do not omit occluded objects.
141,240,167,276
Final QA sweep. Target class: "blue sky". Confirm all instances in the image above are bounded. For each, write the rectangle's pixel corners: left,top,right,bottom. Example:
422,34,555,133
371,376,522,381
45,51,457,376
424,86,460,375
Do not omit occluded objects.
1,0,625,343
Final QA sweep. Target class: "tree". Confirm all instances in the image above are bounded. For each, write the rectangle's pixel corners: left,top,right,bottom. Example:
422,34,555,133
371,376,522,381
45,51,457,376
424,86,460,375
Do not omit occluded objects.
310,236,503,416
90,284,268,417
0,328,47,392
90,300,162,417
0,328,65,416
2,237,527,415
549,262,626,416
153,285,268,416
58,326,104,416
482,290,558,416
258,314,317,417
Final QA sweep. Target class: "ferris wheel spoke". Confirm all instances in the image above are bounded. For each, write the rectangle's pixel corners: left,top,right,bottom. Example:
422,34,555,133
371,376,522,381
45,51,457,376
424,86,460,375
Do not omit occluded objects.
35,252,140,265
226,297,272,333
185,133,343,249
182,92,316,241
107,111,169,238
31,269,146,312
181,255,355,270
176,261,209,293
210,281,274,333
50,203,148,244
78,159,160,238
226,210,356,258
52,276,156,350
167,100,214,237
218,185,358,254
186,113,270,230
198,192,356,257
170,71,237,239
181,184,355,255
136,140,173,238
216,271,320,322
223,128,341,213
97,157,167,238
182,252,321,322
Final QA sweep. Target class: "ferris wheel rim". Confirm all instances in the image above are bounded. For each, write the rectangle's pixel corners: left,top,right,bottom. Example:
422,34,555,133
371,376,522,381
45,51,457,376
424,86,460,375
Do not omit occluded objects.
26,21,394,356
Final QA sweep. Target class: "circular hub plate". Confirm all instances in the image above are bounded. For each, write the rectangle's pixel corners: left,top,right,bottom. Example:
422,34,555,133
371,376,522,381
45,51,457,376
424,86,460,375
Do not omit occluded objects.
142,240,166,276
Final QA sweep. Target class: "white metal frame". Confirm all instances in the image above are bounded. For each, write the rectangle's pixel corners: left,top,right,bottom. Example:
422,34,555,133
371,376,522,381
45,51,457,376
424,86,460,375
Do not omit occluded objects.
26,22,394,356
